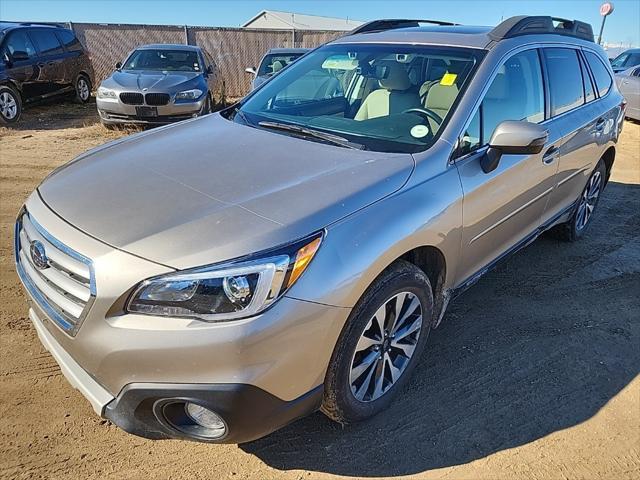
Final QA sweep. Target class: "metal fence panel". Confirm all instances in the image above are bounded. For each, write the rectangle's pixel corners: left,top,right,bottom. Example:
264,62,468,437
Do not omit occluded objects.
67,22,347,98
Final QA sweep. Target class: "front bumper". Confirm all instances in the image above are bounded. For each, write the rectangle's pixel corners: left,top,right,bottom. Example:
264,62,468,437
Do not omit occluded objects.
17,193,350,442
96,96,205,125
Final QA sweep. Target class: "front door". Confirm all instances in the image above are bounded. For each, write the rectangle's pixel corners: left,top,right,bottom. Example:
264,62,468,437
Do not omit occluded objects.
454,48,558,285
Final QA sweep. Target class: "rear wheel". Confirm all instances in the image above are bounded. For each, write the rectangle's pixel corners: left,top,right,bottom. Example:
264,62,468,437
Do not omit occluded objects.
322,260,433,423
0,86,21,125
553,160,606,241
75,75,91,103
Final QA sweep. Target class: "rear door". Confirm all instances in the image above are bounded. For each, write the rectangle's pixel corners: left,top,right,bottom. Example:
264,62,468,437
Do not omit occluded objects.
539,47,597,224
28,28,67,96
454,48,559,284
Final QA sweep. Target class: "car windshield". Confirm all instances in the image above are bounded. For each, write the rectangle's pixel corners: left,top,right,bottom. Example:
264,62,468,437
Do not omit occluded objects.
123,49,202,72
237,44,483,153
258,53,306,76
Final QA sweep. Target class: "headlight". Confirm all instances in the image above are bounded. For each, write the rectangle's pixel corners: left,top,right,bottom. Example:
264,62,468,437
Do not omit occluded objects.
175,89,204,101
97,87,117,99
127,232,323,321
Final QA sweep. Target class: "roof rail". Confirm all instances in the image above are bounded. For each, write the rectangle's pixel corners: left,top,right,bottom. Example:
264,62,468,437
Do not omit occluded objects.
348,19,459,36
19,22,62,28
489,16,594,42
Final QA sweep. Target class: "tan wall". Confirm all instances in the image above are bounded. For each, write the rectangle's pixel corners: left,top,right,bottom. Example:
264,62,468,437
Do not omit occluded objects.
69,22,343,98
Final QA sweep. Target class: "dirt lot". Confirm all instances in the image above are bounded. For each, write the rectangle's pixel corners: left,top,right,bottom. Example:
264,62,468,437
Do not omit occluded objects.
0,101,639,480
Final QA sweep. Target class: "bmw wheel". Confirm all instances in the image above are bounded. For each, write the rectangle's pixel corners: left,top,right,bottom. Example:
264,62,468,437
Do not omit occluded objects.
322,260,433,423
0,86,21,125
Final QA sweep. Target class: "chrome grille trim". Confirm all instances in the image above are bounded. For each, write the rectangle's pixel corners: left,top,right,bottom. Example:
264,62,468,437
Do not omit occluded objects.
15,209,96,336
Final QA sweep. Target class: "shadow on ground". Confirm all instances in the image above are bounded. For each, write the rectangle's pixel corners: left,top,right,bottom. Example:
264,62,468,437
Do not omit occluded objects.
241,182,640,477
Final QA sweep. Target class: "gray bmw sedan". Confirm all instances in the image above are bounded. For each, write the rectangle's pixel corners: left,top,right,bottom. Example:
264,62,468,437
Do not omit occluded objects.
96,44,216,126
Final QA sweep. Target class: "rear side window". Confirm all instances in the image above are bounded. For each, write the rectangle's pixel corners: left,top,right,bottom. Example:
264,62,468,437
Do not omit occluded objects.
584,51,613,97
30,29,64,55
56,29,83,52
544,48,584,116
579,53,596,103
3,30,37,59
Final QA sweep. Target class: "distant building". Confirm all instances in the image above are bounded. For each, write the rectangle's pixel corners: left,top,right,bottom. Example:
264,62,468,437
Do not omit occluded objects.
243,10,363,31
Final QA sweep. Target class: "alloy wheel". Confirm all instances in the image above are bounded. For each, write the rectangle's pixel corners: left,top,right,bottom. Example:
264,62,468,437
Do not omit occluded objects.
575,170,602,231
349,291,423,402
0,92,18,120
78,78,90,101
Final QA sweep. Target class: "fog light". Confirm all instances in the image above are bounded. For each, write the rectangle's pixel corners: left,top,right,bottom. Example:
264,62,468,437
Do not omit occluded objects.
184,403,226,438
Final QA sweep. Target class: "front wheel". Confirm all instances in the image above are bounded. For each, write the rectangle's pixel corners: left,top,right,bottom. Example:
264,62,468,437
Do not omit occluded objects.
0,86,22,124
554,160,606,241
322,260,433,424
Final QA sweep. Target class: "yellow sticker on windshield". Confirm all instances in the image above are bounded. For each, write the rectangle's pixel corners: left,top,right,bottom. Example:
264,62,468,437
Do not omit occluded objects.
440,73,457,86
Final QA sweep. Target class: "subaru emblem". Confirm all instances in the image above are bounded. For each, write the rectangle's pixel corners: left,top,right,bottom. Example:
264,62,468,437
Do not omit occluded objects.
29,240,49,270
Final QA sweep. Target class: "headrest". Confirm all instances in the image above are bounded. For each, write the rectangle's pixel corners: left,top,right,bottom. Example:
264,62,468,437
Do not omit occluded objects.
272,60,284,73
426,82,459,111
379,62,412,91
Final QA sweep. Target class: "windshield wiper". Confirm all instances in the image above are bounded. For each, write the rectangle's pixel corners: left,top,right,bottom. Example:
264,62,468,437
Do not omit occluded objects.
258,121,365,150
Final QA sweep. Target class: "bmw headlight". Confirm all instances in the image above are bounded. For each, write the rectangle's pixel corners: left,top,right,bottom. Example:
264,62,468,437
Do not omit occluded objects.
127,232,322,321
175,89,204,101
97,87,117,99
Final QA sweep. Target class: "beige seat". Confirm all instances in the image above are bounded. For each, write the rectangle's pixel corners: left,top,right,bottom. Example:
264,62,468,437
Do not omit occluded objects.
355,63,421,121
271,60,285,74
424,82,459,120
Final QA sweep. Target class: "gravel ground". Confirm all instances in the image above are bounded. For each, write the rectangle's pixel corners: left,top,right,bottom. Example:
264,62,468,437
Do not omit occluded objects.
0,101,639,480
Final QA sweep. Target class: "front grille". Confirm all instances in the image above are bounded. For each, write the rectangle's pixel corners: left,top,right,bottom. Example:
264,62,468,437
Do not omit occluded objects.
119,92,144,105
15,210,95,336
145,93,170,106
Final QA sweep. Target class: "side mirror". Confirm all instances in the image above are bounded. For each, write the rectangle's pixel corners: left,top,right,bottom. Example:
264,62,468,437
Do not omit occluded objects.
115,61,122,70
206,65,214,75
245,67,256,75
481,120,549,173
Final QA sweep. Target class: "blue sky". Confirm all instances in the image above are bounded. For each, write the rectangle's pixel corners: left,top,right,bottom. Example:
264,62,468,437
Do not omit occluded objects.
1,0,638,47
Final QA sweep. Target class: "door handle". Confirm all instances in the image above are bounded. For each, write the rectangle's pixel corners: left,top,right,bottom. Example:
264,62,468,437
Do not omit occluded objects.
595,117,605,132
47,61,56,67
37,62,45,68
542,146,559,165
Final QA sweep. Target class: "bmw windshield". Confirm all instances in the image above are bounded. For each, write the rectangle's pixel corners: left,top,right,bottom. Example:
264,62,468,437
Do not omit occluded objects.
234,43,483,153
123,49,202,72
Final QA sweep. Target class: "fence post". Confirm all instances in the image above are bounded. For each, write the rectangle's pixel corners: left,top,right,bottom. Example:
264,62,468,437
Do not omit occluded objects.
184,25,189,45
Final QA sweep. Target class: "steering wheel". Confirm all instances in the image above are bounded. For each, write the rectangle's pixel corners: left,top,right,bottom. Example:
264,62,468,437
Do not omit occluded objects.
402,108,444,127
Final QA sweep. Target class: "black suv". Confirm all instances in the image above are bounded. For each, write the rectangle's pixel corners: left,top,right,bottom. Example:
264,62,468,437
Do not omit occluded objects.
0,23,95,125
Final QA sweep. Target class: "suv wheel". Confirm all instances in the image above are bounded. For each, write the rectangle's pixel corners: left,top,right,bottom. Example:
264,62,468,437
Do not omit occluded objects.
322,260,433,423
75,75,91,103
554,160,607,241
0,86,21,124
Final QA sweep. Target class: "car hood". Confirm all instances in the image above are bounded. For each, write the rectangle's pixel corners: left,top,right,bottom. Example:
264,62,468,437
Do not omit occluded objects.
105,70,201,91
38,114,414,269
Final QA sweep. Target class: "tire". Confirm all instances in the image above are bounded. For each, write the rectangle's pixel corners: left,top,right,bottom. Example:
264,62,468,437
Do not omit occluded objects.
75,74,91,103
200,93,212,115
322,260,433,424
0,85,22,125
553,160,607,242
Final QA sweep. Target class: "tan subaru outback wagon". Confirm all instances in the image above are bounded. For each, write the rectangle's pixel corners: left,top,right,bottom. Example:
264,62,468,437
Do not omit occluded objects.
15,16,625,443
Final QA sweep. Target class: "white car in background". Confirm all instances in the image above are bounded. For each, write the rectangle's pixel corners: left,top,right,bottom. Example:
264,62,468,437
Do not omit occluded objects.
615,65,640,121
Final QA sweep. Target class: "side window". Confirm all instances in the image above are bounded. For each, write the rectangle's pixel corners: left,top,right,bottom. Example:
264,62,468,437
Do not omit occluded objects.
56,29,83,53
634,67,640,77
30,29,64,56
4,30,37,59
459,108,481,155
544,48,585,116
482,49,544,142
584,51,613,97
579,53,596,103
